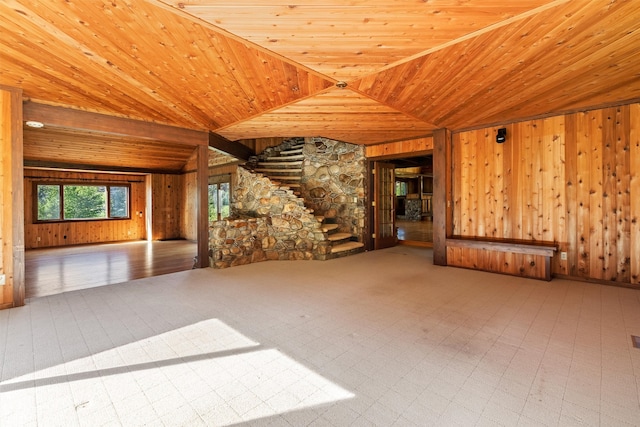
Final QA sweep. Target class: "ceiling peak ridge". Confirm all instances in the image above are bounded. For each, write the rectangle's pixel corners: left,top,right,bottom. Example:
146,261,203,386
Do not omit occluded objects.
147,0,336,85
211,84,340,135
354,0,571,82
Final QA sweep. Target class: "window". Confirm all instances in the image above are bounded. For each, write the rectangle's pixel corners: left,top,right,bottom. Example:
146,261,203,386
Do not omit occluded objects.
209,175,231,222
35,183,130,222
395,181,408,196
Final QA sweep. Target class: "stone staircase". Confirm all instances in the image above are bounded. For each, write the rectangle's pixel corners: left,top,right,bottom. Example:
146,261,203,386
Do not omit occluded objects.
254,141,365,259
255,143,304,193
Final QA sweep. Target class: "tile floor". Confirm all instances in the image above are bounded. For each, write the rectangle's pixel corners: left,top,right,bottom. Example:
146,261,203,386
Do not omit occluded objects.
1,246,639,426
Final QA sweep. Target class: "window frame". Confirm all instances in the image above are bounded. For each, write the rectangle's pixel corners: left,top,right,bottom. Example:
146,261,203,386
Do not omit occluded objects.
33,181,132,223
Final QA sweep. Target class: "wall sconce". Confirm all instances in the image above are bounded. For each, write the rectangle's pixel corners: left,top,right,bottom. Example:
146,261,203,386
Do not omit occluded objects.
496,128,507,143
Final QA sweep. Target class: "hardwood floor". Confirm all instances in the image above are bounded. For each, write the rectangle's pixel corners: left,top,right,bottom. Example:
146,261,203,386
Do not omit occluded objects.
396,218,433,246
25,240,197,299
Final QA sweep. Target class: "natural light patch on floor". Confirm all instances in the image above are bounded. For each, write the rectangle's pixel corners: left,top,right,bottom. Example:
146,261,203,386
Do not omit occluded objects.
0,318,353,426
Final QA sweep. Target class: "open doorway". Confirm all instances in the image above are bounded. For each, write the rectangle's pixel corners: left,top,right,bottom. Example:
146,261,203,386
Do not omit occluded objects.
394,155,433,247
370,154,433,249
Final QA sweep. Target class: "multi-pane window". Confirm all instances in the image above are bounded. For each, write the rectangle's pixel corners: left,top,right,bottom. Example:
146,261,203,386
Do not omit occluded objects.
35,183,130,222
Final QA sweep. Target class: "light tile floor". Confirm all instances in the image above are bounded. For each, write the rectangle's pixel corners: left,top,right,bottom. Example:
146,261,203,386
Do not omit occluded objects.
1,246,639,426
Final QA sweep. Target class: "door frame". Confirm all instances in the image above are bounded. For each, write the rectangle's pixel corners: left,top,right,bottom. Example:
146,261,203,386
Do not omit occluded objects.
366,150,436,251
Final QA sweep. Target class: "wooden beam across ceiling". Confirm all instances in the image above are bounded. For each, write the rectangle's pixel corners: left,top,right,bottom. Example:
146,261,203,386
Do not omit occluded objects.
23,102,208,146
208,132,254,161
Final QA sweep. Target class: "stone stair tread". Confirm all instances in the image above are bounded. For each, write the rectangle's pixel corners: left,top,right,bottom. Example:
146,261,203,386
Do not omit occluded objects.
281,149,303,154
258,160,303,166
328,232,352,242
264,154,304,161
321,224,339,232
315,216,325,222
275,176,302,181
331,241,365,253
255,168,302,173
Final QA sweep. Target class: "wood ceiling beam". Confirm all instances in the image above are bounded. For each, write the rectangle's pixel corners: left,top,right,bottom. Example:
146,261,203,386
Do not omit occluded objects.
209,132,254,162
23,102,209,146
23,160,183,175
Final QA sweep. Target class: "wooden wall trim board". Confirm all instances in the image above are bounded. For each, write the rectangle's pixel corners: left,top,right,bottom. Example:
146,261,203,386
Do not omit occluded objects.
1,86,25,308
23,102,209,146
450,102,640,287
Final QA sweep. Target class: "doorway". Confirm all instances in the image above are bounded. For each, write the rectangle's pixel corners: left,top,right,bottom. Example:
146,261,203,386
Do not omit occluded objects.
371,154,433,249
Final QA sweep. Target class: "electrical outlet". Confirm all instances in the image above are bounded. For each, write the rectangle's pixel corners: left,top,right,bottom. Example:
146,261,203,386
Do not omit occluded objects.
0,274,5,286
37,236,41,242
561,252,567,260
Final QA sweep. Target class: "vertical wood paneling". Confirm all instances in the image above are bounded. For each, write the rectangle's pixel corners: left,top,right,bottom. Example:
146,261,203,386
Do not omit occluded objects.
365,137,434,158
509,123,523,240
575,111,591,278
631,104,640,285
449,102,639,287
181,171,197,241
588,110,604,280
151,174,183,240
602,108,617,280
615,107,631,283
564,114,578,276
1,87,25,308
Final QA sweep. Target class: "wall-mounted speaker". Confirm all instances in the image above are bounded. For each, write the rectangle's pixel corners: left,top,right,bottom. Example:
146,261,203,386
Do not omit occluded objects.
496,128,507,143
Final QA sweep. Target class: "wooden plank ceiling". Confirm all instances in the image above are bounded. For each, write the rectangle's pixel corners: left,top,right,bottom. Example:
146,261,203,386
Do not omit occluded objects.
1,0,639,171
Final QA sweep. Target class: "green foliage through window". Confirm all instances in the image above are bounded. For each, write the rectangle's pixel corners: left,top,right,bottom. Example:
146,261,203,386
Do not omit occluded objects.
36,183,130,222
37,185,61,220
209,182,230,221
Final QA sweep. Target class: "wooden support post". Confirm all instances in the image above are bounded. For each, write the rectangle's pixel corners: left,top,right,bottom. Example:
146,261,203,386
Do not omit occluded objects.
0,86,25,308
196,145,209,268
433,128,451,266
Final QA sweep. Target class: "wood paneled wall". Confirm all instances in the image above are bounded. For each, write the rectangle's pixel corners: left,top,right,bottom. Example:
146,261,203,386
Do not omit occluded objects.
365,136,434,158
24,169,147,249
150,174,183,241
182,171,197,241
451,103,640,286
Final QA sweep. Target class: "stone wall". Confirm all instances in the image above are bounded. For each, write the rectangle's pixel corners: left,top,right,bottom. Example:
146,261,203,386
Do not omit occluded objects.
299,137,366,239
209,167,330,268
209,137,367,268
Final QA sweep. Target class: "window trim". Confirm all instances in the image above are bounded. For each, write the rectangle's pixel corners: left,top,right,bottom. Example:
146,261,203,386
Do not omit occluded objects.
33,181,131,223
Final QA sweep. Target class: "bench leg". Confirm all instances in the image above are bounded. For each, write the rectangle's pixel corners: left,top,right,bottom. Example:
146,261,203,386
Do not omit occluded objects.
544,256,551,281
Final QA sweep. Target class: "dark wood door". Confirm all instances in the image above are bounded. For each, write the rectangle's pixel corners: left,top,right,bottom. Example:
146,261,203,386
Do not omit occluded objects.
374,162,397,249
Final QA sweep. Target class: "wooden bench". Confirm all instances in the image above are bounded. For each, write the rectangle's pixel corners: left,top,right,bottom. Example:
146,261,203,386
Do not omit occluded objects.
445,237,557,281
